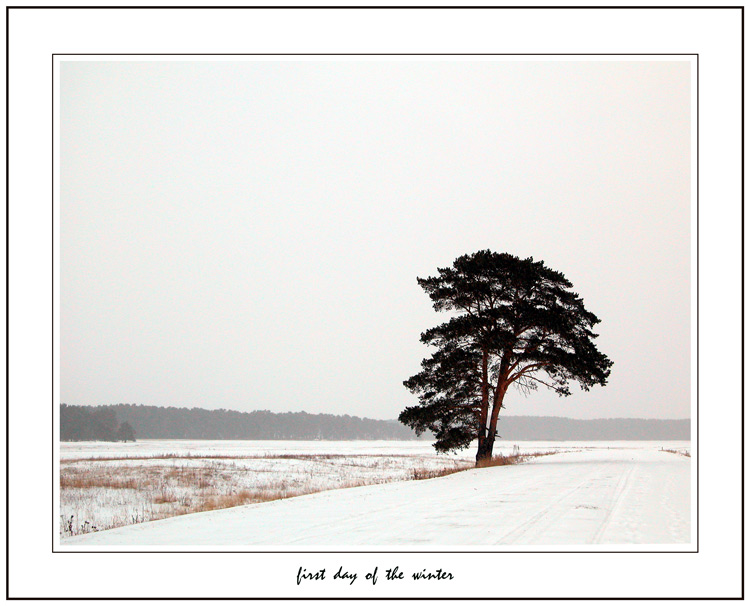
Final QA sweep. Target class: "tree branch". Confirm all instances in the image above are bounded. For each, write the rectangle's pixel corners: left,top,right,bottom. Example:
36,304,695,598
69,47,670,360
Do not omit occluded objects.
523,373,560,391
508,362,550,383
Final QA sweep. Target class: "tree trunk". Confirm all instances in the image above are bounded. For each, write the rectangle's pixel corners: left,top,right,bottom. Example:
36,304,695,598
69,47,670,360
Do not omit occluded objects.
476,348,490,460
475,433,495,464
475,382,508,466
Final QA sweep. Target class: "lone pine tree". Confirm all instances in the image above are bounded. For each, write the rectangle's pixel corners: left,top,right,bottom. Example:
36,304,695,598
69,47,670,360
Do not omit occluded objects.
399,250,613,464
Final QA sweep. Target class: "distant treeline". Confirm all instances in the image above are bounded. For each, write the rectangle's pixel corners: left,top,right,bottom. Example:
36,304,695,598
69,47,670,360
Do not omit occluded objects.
60,404,422,441
60,405,136,442
59,404,690,442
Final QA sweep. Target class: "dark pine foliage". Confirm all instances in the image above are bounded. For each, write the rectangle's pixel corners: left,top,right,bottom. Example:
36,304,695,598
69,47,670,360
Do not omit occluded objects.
399,250,613,463
116,421,136,442
60,405,136,441
60,404,422,441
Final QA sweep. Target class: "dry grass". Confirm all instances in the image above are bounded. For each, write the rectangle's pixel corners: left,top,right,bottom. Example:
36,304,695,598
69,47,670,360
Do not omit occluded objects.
411,450,559,478
187,479,382,514
476,450,557,468
59,452,470,537
60,473,140,490
411,464,472,480
192,489,278,513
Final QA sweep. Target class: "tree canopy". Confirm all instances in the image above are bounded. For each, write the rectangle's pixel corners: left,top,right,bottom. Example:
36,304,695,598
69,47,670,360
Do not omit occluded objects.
399,250,613,463
59,405,137,442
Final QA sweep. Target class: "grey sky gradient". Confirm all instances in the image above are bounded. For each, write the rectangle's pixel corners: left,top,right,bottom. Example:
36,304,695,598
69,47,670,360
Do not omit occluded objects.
60,60,691,420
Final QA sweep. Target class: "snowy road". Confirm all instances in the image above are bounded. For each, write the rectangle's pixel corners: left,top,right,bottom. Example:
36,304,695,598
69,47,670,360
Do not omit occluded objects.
61,446,690,546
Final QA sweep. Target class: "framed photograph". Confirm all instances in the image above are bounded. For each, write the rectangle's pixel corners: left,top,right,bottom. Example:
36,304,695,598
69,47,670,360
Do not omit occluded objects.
6,5,743,600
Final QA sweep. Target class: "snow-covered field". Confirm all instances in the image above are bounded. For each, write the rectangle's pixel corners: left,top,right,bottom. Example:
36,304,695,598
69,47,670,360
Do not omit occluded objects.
60,440,690,547
60,438,580,459
60,440,477,536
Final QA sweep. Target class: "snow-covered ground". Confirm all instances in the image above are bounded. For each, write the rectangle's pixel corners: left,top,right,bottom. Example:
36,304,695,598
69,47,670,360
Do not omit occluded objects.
59,440,474,536
60,438,585,459
61,441,690,547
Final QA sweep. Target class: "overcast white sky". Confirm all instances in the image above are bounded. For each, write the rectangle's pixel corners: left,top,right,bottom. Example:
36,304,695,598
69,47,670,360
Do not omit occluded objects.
60,59,691,420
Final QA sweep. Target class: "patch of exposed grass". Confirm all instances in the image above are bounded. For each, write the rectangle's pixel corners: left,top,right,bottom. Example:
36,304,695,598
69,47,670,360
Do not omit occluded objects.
411,464,472,481
411,450,559,479
192,489,280,512
476,450,558,468
59,453,473,537
60,472,140,490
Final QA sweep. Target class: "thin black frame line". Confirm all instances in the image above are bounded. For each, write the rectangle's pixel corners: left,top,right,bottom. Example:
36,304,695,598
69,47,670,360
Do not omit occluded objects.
4,5,9,603
52,549,698,555
1,9,737,604
2,6,729,594
49,52,700,560
1,6,737,604
52,53,699,56
696,51,700,556
1,596,739,602
696,55,704,552
51,52,55,555
5,4,748,9
740,6,745,601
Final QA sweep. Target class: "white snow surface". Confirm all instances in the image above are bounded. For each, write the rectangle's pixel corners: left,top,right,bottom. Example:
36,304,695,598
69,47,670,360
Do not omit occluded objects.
62,444,690,547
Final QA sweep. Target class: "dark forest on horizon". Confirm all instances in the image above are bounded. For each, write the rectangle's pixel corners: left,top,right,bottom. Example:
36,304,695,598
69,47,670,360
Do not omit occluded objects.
59,404,690,442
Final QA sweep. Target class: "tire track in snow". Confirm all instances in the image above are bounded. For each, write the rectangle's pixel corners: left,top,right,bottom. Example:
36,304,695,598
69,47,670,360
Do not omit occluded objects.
494,460,638,545
493,471,599,544
591,462,636,543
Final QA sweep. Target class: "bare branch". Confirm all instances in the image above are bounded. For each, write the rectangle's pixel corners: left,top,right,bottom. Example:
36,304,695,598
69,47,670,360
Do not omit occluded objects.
524,374,560,391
